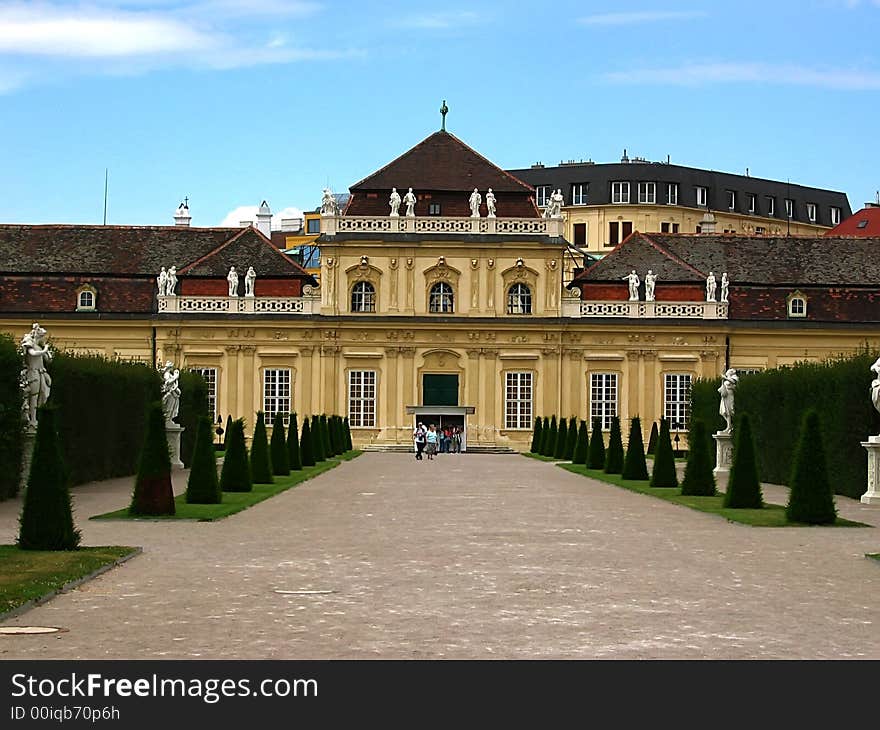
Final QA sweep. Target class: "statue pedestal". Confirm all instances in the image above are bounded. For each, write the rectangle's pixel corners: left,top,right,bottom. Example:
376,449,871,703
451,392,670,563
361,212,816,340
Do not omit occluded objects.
860,437,880,505
166,423,185,469
19,427,37,492
713,431,733,476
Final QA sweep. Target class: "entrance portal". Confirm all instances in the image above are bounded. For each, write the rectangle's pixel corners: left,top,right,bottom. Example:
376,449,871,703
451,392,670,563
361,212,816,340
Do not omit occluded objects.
406,405,475,452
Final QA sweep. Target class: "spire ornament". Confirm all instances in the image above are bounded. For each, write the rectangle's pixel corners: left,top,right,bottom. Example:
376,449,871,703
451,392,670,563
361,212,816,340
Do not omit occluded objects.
440,100,448,131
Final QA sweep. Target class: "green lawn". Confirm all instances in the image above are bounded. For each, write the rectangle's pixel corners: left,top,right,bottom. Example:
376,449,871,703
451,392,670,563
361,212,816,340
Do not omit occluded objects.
522,452,565,462
92,451,362,522
559,464,868,528
0,545,138,617
868,554,880,563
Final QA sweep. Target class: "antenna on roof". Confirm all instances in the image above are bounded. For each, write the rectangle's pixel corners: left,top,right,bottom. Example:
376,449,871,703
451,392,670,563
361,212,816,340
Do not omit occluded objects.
102,168,109,225
786,178,791,236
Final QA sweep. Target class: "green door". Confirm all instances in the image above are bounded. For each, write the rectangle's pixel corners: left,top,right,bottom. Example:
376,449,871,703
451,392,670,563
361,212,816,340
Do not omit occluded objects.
423,374,459,406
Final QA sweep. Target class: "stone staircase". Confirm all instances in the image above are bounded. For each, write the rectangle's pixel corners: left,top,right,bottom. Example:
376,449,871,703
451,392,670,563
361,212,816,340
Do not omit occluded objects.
361,443,517,455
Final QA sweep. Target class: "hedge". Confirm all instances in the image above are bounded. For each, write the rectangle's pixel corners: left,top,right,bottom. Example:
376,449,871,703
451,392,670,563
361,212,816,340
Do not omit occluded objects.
0,333,24,500
692,351,880,498
179,369,209,467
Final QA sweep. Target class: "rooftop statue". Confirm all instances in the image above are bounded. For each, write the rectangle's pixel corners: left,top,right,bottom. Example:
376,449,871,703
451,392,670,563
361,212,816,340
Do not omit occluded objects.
720,272,730,303
156,267,167,296
389,187,401,217
166,265,178,296
227,266,239,296
706,272,717,302
644,270,657,302
469,188,482,218
245,266,256,297
486,188,496,218
404,188,416,217
623,270,640,301
321,188,339,216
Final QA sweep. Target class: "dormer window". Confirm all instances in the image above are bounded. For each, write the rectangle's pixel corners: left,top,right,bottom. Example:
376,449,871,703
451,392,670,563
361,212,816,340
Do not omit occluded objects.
76,285,97,311
787,292,807,318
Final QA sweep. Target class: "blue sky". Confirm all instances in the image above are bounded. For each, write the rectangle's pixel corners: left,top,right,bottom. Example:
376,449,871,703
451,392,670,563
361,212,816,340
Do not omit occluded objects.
0,0,878,226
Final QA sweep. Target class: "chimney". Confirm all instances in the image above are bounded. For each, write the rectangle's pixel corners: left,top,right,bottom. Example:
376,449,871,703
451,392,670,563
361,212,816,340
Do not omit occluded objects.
621,148,630,163
173,200,191,227
255,200,272,239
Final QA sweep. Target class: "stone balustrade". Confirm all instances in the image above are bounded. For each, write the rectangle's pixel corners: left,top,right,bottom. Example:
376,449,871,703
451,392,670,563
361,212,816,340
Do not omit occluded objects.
562,299,729,319
320,215,565,237
157,295,320,315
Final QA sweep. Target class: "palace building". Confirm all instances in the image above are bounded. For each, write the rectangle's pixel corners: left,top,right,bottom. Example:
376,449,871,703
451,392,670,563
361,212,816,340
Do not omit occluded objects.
1,123,877,451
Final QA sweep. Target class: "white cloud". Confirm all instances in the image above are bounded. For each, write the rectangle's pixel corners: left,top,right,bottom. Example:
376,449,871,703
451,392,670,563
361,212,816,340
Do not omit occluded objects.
220,204,305,229
392,11,481,29
578,10,706,26
602,61,880,89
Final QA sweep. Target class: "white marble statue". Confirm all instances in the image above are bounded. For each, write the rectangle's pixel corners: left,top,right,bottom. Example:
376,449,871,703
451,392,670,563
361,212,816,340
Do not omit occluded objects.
227,266,239,296
156,267,168,296
166,266,178,296
718,368,739,434
469,188,482,218
20,323,53,430
720,272,729,303
623,270,640,301
486,188,496,218
644,270,657,302
389,188,401,217
547,189,564,218
403,188,416,217
706,271,717,302
870,357,880,417
160,361,181,425
244,266,256,297
320,188,338,216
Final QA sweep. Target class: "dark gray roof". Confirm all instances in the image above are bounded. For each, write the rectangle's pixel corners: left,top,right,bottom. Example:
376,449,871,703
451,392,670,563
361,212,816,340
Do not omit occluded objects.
508,161,852,227
574,233,880,287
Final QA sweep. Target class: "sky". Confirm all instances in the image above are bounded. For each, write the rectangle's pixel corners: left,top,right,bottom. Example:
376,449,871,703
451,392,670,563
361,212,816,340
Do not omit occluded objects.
0,0,878,227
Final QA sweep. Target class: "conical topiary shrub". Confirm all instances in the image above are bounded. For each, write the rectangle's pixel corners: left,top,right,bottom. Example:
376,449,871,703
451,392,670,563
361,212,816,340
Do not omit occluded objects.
270,412,290,475
320,415,332,458
646,421,659,455
786,410,836,524
327,415,338,456
622,417,649,480
724,413,763,508
220,419,252,492
555,417,568,459
572,420,588,465
186,416,221,504
332,415,344,455
564,417,578,460
300,417,316,467
250,412,273,484
287,413,302,471
18,406,81,550
537,417,549,455
311,416,325,462
681,419,716,496
343,417,353,451
588,416,606,469
543,416,558,457
130,402,176,516
650,418,678,488
530,417,542,454
604,416,624,473
223,414,232,451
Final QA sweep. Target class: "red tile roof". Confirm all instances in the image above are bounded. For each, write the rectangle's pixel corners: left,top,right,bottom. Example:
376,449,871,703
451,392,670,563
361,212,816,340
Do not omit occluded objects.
824,205,880,237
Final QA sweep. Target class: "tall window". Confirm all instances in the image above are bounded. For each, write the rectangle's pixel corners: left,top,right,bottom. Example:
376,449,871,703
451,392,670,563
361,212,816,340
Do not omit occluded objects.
571,183,587,205
351,281,376,312
831,206,841,225
429,282,454,313
608,221,633,246
664,373,692,428
348,370,376,427
611,181,630,204
535,185,551,207
191,367,217,420
748,194,756,213
785,198,794,219
696,186,708,207
507,283,532,314
263,369,291,424
766,196,776,216
590,373,618,429
667,183,678,205
638,182,656,204
573,222,586,247
504,372,533,430
727,190,736,210
806,203,817,222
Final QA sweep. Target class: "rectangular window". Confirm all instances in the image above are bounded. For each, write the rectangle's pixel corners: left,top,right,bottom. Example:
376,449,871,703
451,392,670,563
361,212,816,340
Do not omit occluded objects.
190,367,217,421
638,182,656,204
785,198,794,218
505,372,533,430
590,373,618,430
748,194,756,213
727,190,736,210
664,373,692,428
535,185,551,207
831,206,841,225
621,221,633,239
348,370,376,428
573,222,586,247
608,221,619,246
755,226,766,235
306,218,320,234
696,186,707,207
667,183,678,205
611,181,630,204
263,369,291,425
661,221,669,233
429,203,441,215
806,203,817,223
766,196,776,216
571,184,587,206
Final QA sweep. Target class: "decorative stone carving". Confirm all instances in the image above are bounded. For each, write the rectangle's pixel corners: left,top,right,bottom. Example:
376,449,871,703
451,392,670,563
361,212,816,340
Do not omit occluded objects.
713,432,733,476
870,357,880,420
470,258,479,270
626,351,641,361
389,257,398,270
321,188,338,216
645,270,657,302
623,270,640,301
720,272,729,303
403,188,416,217
157,267,168,296
542,189,564,219
227,266,239,296
486,189,496,218
389,188,401,217
244,266,256,297
706,272,717,302
541,347,559,356
20,323,52,431
405,257,414,270
166,266,178,296
511,335,529,344
160,360,181,425
717,368,738,434
466,349,481,360
487,258,495,269
469,188,482,218
384,347,400,358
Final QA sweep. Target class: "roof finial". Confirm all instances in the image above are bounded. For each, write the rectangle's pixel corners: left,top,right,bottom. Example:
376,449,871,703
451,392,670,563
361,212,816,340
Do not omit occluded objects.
440,99,448,131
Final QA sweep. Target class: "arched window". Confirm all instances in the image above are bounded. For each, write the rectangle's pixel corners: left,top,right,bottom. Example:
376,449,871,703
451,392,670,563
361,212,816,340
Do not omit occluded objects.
507,283,532,314
788,294,807,318
429,282,454,313
76,287,96,311
351,281,376,312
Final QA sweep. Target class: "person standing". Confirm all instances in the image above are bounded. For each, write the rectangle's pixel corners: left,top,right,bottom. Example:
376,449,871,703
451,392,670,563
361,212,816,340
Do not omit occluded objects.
425,424,438,460
413,422,426,460
452,426,462,453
